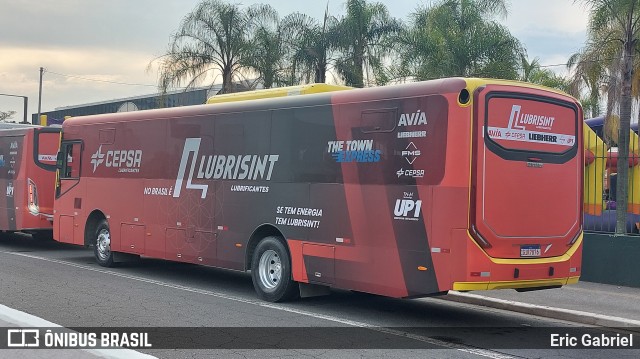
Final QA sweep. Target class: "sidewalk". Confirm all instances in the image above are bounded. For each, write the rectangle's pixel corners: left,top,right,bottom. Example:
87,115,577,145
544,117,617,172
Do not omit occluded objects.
441,280,640,329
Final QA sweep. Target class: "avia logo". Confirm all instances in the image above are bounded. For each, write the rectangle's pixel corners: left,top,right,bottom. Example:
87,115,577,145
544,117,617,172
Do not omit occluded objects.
173,138,279,199
507,105,555,131
401,142,421,164
90,145,142,173
398,110,427,127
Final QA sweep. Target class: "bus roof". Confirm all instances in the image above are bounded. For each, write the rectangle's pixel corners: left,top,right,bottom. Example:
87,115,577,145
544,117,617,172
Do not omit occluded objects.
63,78,577,127
205,83,352,105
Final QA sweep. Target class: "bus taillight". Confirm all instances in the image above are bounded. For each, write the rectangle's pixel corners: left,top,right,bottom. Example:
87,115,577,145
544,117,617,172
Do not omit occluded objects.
470,224,492,249
27,178,39,215
567,231,581,246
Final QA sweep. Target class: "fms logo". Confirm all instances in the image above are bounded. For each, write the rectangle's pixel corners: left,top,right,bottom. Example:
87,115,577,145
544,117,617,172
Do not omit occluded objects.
394,192,422,221
173,138,280,199
90,145,142,173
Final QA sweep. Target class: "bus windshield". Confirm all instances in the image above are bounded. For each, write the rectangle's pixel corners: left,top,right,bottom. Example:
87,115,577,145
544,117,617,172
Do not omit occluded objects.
485,94,578,155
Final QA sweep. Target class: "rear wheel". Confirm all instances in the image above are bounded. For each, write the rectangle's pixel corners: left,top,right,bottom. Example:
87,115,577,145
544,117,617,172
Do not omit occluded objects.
93,220,114,267
251,236,298,302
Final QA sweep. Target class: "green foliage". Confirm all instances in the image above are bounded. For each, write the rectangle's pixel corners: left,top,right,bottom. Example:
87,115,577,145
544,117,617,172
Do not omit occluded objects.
334,0,402,87
0,110,16,122
521,56,570,92
155,0,252,94
576,0,640,234
155,0,547,95
397,0,523,81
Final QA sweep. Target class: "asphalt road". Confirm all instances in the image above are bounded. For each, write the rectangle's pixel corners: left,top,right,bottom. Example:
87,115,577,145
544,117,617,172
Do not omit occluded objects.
0,233,637,359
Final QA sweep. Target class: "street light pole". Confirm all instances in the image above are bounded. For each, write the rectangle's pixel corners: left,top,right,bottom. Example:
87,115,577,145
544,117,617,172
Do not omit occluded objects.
0,93,29,124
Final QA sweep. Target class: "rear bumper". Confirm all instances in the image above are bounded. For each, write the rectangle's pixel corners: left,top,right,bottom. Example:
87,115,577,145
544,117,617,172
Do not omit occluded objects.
450,231,583,291
453,276,580,291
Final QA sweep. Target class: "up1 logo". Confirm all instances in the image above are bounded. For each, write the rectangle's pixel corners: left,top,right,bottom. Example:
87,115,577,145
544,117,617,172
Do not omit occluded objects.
394,192,422,221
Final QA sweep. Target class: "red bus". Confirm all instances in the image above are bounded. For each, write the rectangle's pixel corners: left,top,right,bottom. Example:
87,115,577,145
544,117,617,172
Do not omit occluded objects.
46,78,583,302
0,124,60,239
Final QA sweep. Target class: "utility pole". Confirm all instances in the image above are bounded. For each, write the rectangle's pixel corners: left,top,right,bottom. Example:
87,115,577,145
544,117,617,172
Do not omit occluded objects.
22,96,28,124
37,67,44,125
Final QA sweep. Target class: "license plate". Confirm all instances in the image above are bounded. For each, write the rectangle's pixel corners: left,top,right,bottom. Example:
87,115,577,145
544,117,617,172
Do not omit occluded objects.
520,245,541,257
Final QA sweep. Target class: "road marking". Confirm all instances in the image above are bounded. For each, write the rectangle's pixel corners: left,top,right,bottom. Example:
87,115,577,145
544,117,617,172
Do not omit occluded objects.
4,251,516,358
0,303,155,359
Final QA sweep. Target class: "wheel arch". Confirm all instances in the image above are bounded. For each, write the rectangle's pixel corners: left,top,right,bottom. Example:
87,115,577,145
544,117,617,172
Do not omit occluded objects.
245,224,287,271
85,209,107,247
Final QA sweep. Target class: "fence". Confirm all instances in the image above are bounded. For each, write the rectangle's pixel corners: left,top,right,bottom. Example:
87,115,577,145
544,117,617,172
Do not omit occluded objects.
583,123,640,236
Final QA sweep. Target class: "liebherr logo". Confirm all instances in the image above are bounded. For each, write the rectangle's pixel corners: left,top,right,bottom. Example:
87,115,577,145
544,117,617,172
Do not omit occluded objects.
173,138,280,199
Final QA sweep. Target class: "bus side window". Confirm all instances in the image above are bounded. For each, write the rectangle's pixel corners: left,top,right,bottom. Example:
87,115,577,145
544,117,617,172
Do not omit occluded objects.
65,145,73,178
60,142,81,179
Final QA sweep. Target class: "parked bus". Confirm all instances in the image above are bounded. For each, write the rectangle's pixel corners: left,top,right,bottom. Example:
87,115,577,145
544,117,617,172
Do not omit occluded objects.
0,124,60,239
44,78,583,302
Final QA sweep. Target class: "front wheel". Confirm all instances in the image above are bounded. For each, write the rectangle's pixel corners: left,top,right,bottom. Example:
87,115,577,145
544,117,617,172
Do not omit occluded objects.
251,236,298,302
93,220,114,267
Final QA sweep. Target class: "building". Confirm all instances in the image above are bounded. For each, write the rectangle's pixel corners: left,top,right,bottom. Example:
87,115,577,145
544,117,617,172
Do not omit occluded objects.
32,80,261,125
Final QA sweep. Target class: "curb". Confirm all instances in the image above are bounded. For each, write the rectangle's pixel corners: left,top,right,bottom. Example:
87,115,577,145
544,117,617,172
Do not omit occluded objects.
440,291,640,331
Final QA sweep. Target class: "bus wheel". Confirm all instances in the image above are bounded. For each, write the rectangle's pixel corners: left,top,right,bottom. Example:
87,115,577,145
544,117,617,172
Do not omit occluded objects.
94,220,114,267
251,236,298,302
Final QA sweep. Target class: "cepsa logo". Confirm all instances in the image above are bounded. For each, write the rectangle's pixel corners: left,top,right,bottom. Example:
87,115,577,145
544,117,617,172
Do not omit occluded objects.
173,138,279,199
90,145,143,173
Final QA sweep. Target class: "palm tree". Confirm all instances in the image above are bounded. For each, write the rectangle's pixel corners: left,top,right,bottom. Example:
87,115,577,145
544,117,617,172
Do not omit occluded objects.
155,0,251,94
334,0,402,87
566,50,605,119
284,10,339,84
398,0,524,81
566,24,623,125
578,0,640,234
241,4,287,89
520,56,570,92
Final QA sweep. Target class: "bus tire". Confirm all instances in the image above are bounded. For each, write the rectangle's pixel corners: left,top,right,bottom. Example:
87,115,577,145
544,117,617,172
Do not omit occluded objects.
93,220,114,267
251,236,298,302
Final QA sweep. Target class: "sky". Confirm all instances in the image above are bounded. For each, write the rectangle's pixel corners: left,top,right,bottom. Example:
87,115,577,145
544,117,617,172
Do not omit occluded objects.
0,0,591,122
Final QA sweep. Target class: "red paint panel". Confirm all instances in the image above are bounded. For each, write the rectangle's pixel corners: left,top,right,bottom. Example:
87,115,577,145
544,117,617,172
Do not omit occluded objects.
473,85,582,259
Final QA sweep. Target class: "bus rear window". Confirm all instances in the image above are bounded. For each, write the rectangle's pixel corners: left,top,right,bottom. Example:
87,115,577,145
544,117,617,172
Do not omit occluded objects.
485,95,577,154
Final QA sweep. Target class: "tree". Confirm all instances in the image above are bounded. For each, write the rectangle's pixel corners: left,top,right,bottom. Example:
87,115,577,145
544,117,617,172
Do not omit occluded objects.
566,25,621,124
397,0,523,81
520,56,570,92
155,0,252,94
285,10,339,84
334,0,402,87
0,110,16,122
578,0,640,234
240,4,288,89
